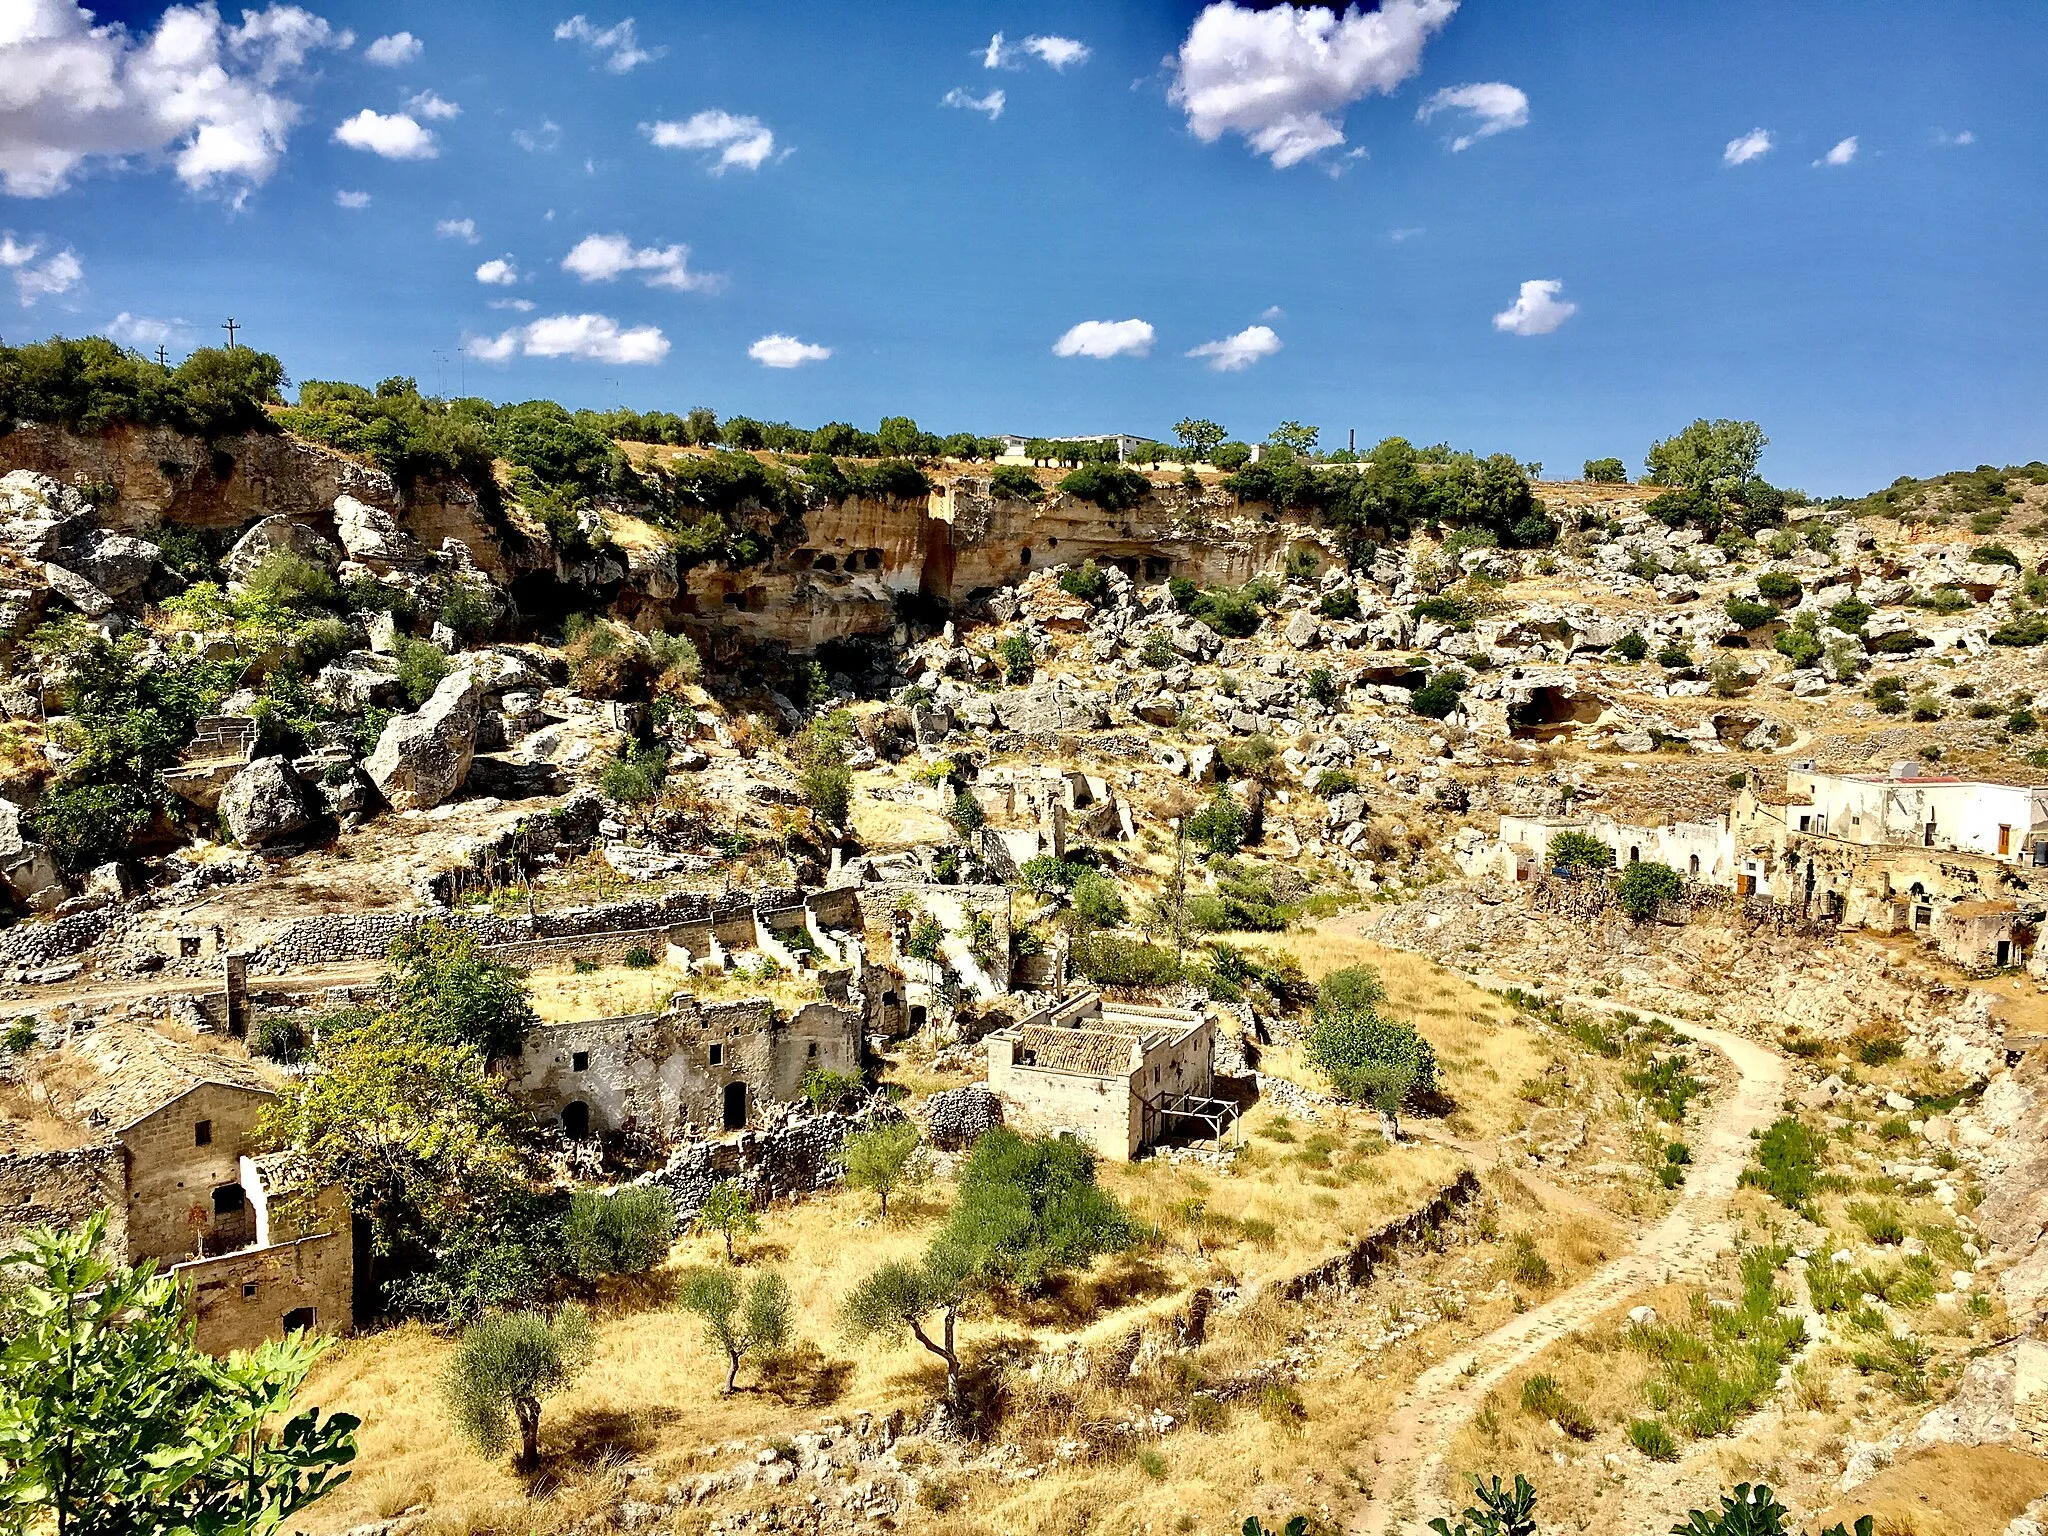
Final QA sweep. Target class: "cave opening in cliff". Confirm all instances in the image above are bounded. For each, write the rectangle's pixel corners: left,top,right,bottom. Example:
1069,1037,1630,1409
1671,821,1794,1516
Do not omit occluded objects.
1508,687,1602,738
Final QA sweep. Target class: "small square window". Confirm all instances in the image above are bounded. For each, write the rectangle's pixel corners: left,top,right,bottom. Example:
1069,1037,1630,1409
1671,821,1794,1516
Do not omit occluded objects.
571,1051,589,1072
708,1042,724,1066
242,1281,257,1299
194,1119,212,1147
807,1042,819,1059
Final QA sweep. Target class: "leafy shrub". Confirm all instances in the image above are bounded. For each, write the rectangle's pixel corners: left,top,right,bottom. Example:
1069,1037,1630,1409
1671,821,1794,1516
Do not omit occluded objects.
1972,542,2020,568
1547,830,1612,873
1072,934,1186,988
1057,560,1108,602
564,1187,675,1279
1187,585,1262,637
1754,571,1803,603
1410,670,1467,719
1742,1118,1823,1211
599,744,668,805
1139,629,1176,669
1412,594,1475,629
1313,768,1356,797
1305,666,1338,706
1723,597,1776,630
1584,457,1627,482
1657,643,1694,669
1186,787,1248,856
1057,463,1150,510
1318,585,1360,619
1626,1418,1677,1460
1828,597,1873,632
990,465,1042,501
1611,631,1648,662
1303,1004,1437,1101
997,631,1035,683
1992,613,2048,646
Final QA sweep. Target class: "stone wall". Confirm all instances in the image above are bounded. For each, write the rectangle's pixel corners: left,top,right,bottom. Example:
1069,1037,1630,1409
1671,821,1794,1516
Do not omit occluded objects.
0,1143,126,1252
117,1082,273,1264
173,1229,353,1353
0,908,123,976
1274,1169,1481,1300
632,1107,900,1221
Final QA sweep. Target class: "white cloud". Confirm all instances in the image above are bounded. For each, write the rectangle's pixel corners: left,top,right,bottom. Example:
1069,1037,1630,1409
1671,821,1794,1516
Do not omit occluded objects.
0,0,349,198
1052,318,1154,359
466,312,669,365
1723,127,1773,166
334,188,369,208
489,297,535,312
560,233,720,293
1169,0,1456,169
1492,278,1576,336
1187,324,1281,372
749,334,831,368
105,311,185,348
0,234,81,306
1260,304,1285,320
943,88,1005,120
553,15,659,73
643,110,777,173
334,108,435,159
513,119,561,152
982,31,1091,70
475,257,517,285
436,217,478,242
1814,135,1857,168
1934,127,1974,148
408,90,460,121
1389,225,1424,242
1417,81,1527,151
363,31,421,66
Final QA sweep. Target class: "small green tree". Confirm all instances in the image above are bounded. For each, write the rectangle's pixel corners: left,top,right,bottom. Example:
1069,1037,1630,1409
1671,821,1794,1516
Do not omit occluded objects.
1334,1057,1418,1140
1614,860,1683,920
696,1179,759,1263
1068,871,1128,932
1546,830,1612,874
380,921,539,1060
0,1213,359,1536
1057,559,1110,601
800,1066,861,1113
1611,631,1649,662
840,1242,981,1405
562,1187,674,1280
1268,421,1319,456
443,1306,593,1470
997,631,1035,684
843,1119,929,1217
946,787,987,841
1583,457,1628,483
1186,787,1247,857
1174,418,1227,460
677,1267,792,1393
1303,1007,1437,1104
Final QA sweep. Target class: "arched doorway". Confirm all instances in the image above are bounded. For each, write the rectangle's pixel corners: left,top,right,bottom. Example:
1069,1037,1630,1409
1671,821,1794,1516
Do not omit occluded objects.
562,1100,591,1139
722,1082,747,1131
282,1307,316,1333
1629,845,1641,863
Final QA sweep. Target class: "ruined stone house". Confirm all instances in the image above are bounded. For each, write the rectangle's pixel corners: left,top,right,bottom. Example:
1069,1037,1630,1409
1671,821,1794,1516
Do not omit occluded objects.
0,1027,353,1352
985,991,1222,1160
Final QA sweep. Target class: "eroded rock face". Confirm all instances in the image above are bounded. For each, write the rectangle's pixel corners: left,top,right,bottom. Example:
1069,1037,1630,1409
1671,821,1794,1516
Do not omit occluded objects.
333,495,424,569
59,529,160,596
0,797,65,912
365,668,483,810
224,515,341,580
219,756,309,847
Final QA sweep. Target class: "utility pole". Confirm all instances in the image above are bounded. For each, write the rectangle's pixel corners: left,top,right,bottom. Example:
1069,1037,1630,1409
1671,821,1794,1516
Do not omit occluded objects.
154,345,169,368
221,318,239,349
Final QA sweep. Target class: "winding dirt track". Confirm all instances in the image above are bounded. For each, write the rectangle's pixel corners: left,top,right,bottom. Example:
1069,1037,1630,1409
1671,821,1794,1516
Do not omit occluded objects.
1351,1018,1787,1535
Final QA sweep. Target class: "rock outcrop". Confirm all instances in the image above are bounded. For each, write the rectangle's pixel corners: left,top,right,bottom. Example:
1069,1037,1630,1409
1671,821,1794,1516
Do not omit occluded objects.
364,668,483,810
219,757,309,846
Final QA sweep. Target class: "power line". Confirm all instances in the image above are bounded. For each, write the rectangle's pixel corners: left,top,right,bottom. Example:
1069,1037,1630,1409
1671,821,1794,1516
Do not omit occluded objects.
220,318,239,349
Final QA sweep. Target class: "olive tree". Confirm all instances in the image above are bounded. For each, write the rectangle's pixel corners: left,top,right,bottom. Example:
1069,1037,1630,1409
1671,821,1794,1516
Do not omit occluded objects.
677,1267,792,1392
843,1119,929,1218
695,1179,759,1263
443,1306,594,1470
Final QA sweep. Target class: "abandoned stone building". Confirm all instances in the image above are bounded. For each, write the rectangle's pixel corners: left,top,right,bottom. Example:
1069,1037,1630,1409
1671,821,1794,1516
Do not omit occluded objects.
0,1026,354,1352
985,991,1224,1160
514,987,864,1146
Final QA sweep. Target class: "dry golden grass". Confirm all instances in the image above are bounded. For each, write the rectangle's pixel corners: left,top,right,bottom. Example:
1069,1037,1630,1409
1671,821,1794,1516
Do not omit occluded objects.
1260,927,1559,1141
850,778,954,851
1807,1444,2048,1536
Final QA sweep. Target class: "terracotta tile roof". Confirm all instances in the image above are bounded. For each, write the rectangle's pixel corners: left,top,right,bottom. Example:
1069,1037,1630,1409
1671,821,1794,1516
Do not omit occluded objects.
1018,1024,1139,1076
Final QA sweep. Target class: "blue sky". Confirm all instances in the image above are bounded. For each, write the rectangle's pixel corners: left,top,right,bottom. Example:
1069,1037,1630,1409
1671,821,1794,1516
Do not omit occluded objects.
2,1,2043,493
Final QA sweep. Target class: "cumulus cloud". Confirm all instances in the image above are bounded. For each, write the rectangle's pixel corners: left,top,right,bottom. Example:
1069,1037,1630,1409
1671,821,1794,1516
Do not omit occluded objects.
982,31,1090,70
943,88,1005,120
489,297,535,312
1169,0,1456,169
435,217,478,242
643,110,777,172
334,108,435,159
408,90,460,121
1053,318,1154,359
0,234,81,306
334,188,369,207
363,31,420,66
1187,324,1281,372
553,15,658,73
1417,81,1527,151
475,257,517,285
749,334,831,368
466,312,668,365
0,0,351,198
561,233,720,293
1723,127,1772,166
106,311,186,348
1492,278,1575,336
512,119,561,153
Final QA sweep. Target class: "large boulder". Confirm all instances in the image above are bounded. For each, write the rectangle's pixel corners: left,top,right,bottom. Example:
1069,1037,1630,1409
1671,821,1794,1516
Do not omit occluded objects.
0,797,65,912
219,756,309,846
332,495,423,568
0,471,90,560
223,515,341,580
365,669,483,810
312,650,403,714
58,530,160,596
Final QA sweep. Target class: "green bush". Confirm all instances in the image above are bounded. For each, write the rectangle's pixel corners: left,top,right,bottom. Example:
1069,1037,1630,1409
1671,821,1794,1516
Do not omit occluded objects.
1072,935,1186,988
1303,1004,1437,1101
1867,629,1930,654
599,744,668,805
990,465,1043,501
1313,768,1356,797
1584,457,1628,482
1611,631,1648,662
1657,643,1694,669
1992,613,2048,646
1056,560,1109,603
1411,594,1475,629
1741,1117,1824,1211
1754,571,1802,603
1318,585,1361,619
1827,597,1872,632
1723,597,1776,630
1614,860,1682,920
1057,463,1150,510
1410,670,1466,719
997,631,1035,683
1186,787,1248,856
1139,630,1176,669
1626,1418,1677,1460
1547,830,1612,873
1187,586,1262,637
564,1187,675,1279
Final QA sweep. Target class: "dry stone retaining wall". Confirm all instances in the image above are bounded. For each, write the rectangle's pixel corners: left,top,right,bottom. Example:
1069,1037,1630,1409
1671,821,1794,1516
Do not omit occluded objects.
1274,1168,1481,1300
